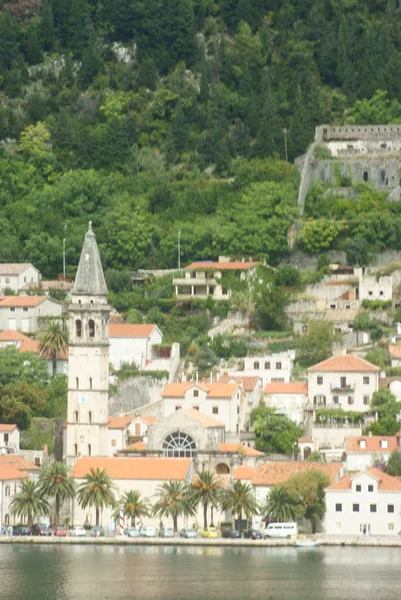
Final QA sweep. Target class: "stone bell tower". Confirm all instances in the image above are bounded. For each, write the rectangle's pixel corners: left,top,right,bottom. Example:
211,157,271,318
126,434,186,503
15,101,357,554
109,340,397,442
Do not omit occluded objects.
65,222,110,466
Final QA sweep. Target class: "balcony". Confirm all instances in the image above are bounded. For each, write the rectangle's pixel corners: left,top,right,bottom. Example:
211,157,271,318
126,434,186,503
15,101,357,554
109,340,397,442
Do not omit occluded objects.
173,276,217,287
330,383,355,393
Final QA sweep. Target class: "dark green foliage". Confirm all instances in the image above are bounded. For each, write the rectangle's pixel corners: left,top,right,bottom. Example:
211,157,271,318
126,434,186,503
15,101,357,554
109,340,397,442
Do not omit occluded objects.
250,405,303,455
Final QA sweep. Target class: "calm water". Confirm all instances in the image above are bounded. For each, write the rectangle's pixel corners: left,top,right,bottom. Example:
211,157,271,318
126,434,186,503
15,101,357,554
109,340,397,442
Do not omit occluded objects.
0,544,400,600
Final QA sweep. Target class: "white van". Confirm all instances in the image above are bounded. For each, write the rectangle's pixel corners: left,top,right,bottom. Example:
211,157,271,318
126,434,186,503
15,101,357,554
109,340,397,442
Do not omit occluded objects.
263,522,298,539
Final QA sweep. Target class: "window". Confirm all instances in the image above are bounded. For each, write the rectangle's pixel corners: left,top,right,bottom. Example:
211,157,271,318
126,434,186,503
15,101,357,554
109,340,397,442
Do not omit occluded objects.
381,440,388,449
340,377,347,388
75,319,82,337
193,390,199,397
380,290,384,296
111,439,116,447
74,411,79,423
135,423,141,436
10,307,15,312
23,307,28,312
360,524,370,534
193,406,199,411
163,432,196,458
363,376,370,385
4,433,9,445
88,411,92,424
88,444,91,456
335,503,342,512
76,377,79,390
356,484,362,492
388,504,394,513
175,405,182,411
74,444,78,456
388,523,395,531
34,457,40,466
317,377,323,385
253,361,260,369
348,396,354,405
276,362,282,370
368,291,373,296
89,377,92,390
363,396,369,405
89,319,95,338
332,396,339,405
264,362,270,369
368,484,374,492
212,406,219,414
363,170,369,182
370,504,377,513
359,440,366,449
353,504,360,512
5,485,10,497
237,406,240,414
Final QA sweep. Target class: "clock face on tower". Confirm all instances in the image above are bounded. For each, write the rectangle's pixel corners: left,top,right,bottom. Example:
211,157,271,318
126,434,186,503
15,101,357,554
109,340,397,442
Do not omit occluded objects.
78,394,88,405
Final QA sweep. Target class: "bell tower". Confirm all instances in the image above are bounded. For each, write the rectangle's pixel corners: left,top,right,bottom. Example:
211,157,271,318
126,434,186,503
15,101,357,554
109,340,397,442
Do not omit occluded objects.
65,222,110,466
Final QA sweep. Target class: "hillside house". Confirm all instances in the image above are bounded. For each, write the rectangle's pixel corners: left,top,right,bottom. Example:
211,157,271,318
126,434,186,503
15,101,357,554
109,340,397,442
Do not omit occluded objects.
345,435,400,471
0,296,63,333
0,263,40,294
0,424,20,453
234,351,295,387
264,382,308,424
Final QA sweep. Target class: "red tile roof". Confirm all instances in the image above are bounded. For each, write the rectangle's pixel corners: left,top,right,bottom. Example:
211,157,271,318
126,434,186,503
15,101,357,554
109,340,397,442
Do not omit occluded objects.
109,324,157,338
233,466,257,480
345,436,399,453
0,424,17,432
0,295,47,307
308,354,380,373
162,382,239,399
264,382,308,395
0,464,29,481
219,373,260,391
181,409,224,428
108,416,133,430
251,461,342,486
218,443,264,456
327,468,401,492
140,416,157,425
0,263,33,275
71,457,191,480
19,338,39,353
0,330,31,342
389,344,401,359
0,454,40,471
127,441,147,450
185,261,259,271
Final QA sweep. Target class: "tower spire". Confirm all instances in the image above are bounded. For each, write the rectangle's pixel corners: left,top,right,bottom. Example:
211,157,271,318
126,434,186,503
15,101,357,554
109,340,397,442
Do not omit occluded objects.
72,222,107,296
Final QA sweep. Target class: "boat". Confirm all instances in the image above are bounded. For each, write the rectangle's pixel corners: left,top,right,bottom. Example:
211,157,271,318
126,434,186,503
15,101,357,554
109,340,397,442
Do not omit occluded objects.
294,539,320,548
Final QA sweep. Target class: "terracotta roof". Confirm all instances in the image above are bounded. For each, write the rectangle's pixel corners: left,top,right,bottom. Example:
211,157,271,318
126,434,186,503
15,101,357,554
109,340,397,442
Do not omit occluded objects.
345,436,399,453
162,382,239,399
109,324,157,338
326,468,401,492
0,424,17,432
264,382,308,395
0,296,46,307
185,261,259,271
233,466,257,480
389,344,401,359
308,354,380,373
219,374,260,391
108,416,133,430
19,338,40,353
298,438,313,443
140,416,157,425
128,441,147,450
0,330,31,342
181,409,224,428
0,454,40,471
218,443,264,456
0,263,33,275
251,461,341,486
71,457,191,480
0,464,29,481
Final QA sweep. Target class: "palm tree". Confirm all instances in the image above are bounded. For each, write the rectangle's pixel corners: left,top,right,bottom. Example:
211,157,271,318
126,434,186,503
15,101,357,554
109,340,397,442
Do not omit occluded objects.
76,468,117,526
37,321,68,377
261,486,296,523
39,462,76,526
119,490,152,527
189,470,222,530
10,480,51,528
220,480,258,535
153,480,195,533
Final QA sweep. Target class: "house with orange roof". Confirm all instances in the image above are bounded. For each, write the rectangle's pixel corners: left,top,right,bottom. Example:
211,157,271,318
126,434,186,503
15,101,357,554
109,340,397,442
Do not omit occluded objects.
234,351,295,387
0,263,40,294
109,323,163,371
325,468,401,535
0,463,29,528
345,434,400,471
173,258,259,301
218,373,262,423
0,424,20,454
264,381,308,424
0,329,68,375
307,354,380,413
0,295,63,333
161,381,242,433
388,344,401,368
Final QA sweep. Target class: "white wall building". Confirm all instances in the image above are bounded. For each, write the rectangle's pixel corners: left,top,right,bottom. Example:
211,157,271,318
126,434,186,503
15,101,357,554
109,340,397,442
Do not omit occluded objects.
0,263,40,294
0,296,63,333
325,469,401,535
356,268,393,302
109,324,163,371
235,351,295,387
345,435,400,472
264,382,308,424
0,425,20,453
219,374,262,426
388,344,401,368
307,354,380,413
0,464,28,527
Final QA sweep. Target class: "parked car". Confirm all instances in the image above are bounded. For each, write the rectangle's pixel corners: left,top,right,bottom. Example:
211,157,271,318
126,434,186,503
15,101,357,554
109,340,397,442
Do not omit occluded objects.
159,527,174,538
180,528,198,539
69,526,87,537
87,525,104,537
125,527,141,538
54,525,67,537
31,523,52,536
242,529,262,540
12,525,31,536
201,527,219,539
140,526,156,538
221,529,241,539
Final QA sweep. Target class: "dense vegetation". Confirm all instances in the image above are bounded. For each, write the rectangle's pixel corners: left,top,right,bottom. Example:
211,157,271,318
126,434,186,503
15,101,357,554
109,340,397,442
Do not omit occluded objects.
2,1,401,278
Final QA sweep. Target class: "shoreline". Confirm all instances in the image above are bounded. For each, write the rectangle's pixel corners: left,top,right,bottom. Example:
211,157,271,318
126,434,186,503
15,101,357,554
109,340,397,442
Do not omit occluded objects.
1,535,401,547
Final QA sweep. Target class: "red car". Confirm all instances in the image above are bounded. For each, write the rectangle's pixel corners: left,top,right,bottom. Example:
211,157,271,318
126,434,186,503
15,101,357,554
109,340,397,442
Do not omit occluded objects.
54,525,67,537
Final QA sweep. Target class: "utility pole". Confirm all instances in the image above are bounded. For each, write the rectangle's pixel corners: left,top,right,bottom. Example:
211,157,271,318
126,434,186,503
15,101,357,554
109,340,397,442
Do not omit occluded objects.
63,238,66,281
178,230,181,271
283,128,288,172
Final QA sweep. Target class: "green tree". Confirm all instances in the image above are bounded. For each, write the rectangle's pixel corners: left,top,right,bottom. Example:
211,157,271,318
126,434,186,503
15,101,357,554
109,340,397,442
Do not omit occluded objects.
189,470,222,530
252,266,289,331
301,219,342,253
220,480,258,535
76,468,117,526
296,321,339,364
10,480,51,528
37,321,68,377
345,237,373,267
118,490,152,527
353,313,384,343
39,462,75,525
153,480,195,533
284,470,330,533
194,344,218,374
262,486,296,523
250,406,303,455
387,451,401,476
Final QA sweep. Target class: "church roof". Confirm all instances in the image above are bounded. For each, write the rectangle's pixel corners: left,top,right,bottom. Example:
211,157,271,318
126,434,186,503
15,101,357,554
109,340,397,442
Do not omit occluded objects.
71,222,107,296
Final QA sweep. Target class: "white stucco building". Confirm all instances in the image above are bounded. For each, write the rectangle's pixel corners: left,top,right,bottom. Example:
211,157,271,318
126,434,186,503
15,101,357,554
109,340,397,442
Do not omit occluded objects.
345,435,400,471
264,382,308,424
234,351,295,387
0,464,28,527
0,296,63,333
109,324,163,370
0,424,20,454
325,469,401,535
388,344,401,368
307,354,380,413
0,263,40,294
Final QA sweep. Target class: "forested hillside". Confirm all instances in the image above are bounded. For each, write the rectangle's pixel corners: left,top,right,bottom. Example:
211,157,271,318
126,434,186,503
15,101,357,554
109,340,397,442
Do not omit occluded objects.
1,0,401,277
